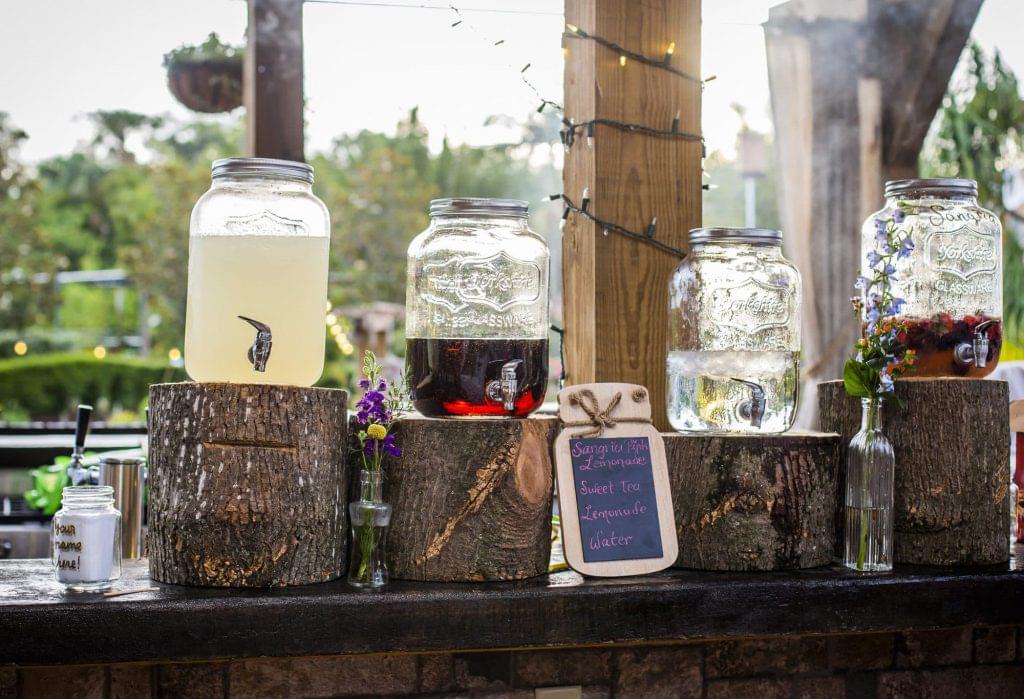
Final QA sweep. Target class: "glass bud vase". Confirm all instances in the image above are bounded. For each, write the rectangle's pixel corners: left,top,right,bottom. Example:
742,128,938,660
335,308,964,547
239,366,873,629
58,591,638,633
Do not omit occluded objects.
347,470,392,589
843,398,895,572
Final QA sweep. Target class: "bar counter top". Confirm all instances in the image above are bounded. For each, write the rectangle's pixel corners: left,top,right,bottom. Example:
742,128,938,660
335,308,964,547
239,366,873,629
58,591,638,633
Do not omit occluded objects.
1,552,1022,666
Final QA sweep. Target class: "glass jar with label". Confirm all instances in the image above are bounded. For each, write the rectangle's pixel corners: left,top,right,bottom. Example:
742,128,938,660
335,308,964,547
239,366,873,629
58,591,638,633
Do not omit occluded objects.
668,228,802,433
185,158,331,386
52,485,122,592
863,179,1002,377
405,198,550,417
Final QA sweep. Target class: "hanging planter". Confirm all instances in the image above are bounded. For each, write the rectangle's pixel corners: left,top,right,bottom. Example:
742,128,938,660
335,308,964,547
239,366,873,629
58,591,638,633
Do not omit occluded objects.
163,33,244,114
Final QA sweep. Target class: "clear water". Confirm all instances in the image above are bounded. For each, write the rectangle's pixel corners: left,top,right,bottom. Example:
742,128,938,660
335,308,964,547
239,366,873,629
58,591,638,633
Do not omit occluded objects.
843,505,893,572
666,350,799,433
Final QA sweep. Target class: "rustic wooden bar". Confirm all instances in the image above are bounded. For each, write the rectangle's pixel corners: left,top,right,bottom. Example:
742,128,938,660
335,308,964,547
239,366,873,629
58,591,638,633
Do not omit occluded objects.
0,554,1021,666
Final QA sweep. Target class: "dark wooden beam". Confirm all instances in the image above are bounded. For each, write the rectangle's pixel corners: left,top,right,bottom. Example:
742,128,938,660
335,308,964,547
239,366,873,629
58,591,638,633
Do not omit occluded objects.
245,0,305,161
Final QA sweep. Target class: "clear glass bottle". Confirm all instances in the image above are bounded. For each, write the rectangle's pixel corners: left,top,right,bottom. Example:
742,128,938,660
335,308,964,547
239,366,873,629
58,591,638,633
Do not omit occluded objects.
863,179,1002,377
185,158,331,386
843,398,894,573
405,198,550,418
667,228,802,433
348,470,391,589
52,485,122,591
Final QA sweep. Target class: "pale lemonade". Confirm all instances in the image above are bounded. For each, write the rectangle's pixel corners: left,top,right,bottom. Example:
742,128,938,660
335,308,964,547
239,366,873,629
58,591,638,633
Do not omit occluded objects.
184,234,329,386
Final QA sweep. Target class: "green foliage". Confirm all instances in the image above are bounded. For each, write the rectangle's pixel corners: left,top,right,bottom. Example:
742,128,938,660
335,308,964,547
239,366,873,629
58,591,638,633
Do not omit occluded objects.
922,42,1024,343
0,353,185,421
163,32,243,68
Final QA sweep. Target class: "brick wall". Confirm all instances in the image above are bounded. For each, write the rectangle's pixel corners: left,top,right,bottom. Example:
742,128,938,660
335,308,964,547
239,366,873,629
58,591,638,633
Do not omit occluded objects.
2,626,1022,699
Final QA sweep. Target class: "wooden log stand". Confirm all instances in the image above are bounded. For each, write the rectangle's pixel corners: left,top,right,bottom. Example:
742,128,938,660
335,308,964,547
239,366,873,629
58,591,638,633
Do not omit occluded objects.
665,432,840,571
819,378,1010,566
148,382,348,587
377,415,557,582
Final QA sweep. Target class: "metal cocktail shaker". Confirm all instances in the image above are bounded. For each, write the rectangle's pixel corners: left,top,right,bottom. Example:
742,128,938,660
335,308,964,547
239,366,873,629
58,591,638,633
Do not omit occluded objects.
98,456,145,559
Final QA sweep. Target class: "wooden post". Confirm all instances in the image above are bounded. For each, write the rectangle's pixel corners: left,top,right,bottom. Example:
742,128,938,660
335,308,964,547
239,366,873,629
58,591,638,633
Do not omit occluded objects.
562,0,702,431
246,0,305,161
764,0,982,426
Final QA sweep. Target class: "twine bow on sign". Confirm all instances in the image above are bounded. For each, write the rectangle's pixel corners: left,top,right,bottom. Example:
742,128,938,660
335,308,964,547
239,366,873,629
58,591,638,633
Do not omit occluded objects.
563,389,650,437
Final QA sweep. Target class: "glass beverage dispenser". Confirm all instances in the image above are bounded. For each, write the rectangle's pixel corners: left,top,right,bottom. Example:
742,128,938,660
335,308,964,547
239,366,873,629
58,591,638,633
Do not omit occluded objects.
862,178,1002,377
405,198,550,418
185,158,330,386
668,227,802,433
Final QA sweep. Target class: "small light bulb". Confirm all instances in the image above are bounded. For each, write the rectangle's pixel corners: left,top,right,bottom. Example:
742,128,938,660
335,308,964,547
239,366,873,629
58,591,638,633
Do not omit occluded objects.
666,41,676,56
325,300,332,311
566,23,579,34
168,348,182,361
13,340,27,356
325,313,338,326
619,55,627,67
93,346,107,360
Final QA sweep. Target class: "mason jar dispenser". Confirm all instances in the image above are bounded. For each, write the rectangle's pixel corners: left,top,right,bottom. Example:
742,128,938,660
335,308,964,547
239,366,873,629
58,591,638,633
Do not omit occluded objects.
405,198,550,417
668,227,802,433
185,158,331,386
862,178,1002,377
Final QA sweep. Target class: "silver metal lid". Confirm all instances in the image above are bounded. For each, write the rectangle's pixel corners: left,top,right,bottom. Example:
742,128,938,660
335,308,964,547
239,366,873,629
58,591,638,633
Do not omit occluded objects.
429,197,528,218
98,455,145,467
885,178,977,198
211,157,314,184
688,227,782,246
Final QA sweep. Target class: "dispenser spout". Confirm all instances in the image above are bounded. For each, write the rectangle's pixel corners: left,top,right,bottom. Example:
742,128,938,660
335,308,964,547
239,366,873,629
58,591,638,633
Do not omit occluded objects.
67,404,98,486
731,378,767,428
954,319,996,370
487,360,522,414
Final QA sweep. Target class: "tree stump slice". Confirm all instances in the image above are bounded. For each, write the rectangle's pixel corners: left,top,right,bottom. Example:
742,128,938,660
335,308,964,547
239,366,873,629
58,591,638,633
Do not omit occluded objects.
148,382,348,587
378,415,557,582
819,378,1010,566
665,431,840,571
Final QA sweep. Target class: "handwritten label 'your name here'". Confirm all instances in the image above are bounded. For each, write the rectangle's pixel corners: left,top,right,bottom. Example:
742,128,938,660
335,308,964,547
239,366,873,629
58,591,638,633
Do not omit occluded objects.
569,437,663,563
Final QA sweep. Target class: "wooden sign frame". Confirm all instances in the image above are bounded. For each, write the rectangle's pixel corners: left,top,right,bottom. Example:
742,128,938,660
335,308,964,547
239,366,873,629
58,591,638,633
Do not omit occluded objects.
554,382,678,577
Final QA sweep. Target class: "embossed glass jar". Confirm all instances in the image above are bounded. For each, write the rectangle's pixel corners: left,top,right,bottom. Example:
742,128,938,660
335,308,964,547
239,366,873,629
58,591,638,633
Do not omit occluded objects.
863,179,1002,377
667,228,802,433
185,158,330,386
405,198,550,418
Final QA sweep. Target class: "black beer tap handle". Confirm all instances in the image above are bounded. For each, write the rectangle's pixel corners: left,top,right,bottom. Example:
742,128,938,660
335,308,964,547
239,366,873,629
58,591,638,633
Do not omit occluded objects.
75,405,93,451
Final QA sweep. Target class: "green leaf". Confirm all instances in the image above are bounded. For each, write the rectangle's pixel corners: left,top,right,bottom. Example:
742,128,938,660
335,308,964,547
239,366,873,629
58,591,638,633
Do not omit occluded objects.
843,359,875,398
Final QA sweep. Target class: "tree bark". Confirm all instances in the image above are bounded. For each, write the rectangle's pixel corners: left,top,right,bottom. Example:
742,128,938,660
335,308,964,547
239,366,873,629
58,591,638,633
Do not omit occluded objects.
379,415,557,581
148,382,348,587
819,378,1010,565
665,432,840,571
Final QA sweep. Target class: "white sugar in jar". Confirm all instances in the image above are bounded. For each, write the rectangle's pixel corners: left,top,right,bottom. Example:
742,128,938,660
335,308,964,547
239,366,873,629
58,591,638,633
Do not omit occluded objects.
52,485,122,592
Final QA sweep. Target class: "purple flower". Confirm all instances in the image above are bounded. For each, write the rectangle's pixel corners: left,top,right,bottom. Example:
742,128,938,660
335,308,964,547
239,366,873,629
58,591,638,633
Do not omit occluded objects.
893,209,906,224
866,251,883,269
874,218,886,236
358,378,371,390
883,263,896,276
866,306,880,324
897,237,915,259
854,276,870,290
363,433,401,458
889,297,906,314
356,389,391,425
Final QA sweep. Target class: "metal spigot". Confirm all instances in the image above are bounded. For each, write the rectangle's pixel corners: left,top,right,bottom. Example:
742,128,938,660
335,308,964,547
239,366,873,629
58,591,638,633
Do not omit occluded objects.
67,404,98,486
954,319,996,369
731,378,767,429
238,315,273,372
486,360,522,413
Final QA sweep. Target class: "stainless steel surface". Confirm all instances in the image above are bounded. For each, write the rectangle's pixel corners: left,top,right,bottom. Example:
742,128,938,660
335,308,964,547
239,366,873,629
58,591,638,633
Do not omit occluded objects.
428,197,529,218
98,456,145,559
687,227,783,246
211,157,314,184
0,523,50,559
884,178,977,198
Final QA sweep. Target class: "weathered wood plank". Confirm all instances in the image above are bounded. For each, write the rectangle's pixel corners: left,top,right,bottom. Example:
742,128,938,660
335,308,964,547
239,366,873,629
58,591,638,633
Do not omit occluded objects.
245,0,305,161
563,0,702,431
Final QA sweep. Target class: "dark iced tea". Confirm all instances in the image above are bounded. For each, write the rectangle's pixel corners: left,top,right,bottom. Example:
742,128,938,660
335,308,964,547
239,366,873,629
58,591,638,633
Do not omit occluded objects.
897,313,1002,377
406,338,549,417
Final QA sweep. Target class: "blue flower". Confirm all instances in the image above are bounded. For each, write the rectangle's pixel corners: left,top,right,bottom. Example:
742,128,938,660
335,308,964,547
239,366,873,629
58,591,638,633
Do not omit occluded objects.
893,209,906,224
897,237,915,259
854,276,870,290
890,297,906,314
883,263,896,276
867,251,883,269
879,373,895,393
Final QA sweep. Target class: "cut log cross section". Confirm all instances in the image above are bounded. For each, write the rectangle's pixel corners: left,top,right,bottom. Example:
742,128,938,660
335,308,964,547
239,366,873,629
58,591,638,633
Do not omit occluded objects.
819,378,1010,566
379,415,558,582
147,382,349,587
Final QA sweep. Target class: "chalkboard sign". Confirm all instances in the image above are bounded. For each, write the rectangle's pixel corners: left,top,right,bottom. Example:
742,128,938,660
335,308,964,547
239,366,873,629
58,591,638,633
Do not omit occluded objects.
569,436,663,562
554,383,678,577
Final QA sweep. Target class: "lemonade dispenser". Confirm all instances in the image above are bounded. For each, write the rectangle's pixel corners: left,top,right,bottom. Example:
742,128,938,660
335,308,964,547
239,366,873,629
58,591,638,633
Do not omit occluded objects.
185,158,330,386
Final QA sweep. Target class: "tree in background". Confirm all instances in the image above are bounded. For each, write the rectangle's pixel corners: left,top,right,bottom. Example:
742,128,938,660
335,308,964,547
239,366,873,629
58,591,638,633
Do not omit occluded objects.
923,42,1024,346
